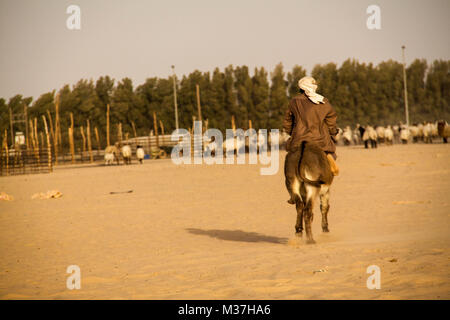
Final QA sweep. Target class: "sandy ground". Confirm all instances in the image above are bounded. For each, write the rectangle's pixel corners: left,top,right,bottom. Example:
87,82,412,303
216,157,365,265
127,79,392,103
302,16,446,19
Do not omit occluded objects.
0,143,449,300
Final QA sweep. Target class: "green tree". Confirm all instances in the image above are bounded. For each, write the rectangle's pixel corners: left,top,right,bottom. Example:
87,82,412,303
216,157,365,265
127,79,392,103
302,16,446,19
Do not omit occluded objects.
251,67,270,129
208,68,228,131
268,63,288,129
287,65,306,99
425,60,449,121
223,65,238,128
111,78,143,139
234,65,253,128
406,59,428,123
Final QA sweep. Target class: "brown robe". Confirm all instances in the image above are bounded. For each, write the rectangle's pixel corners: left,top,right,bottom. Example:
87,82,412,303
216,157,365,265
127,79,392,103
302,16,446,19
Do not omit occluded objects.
283,93,338,154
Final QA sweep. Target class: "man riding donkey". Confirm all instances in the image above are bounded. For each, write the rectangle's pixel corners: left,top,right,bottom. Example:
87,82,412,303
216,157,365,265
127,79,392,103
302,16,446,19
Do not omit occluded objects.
283,76,339,205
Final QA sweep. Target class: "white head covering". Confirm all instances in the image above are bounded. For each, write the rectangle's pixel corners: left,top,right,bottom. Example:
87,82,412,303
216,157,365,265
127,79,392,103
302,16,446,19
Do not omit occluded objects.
298,76,325,104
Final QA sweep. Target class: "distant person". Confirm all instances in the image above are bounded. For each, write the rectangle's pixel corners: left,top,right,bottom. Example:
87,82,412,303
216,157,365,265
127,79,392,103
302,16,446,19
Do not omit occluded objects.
358,124,366,143
283,76,339,204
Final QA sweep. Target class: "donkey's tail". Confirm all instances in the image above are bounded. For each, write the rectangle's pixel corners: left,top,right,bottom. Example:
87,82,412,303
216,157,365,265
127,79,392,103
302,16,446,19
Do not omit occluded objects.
298,141,328,187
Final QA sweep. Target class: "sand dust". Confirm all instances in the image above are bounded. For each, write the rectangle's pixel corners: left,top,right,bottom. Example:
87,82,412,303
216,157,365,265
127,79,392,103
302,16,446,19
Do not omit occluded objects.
0,143,449,299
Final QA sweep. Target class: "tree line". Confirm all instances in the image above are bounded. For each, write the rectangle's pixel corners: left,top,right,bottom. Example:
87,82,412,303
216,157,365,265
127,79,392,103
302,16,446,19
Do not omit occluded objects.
1,58,448,149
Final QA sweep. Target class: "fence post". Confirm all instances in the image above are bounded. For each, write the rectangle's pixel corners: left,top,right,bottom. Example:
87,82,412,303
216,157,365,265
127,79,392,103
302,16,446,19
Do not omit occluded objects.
42,115,52,172
70,113,75,164
34,117,39,150
2,130,8,175
131,121,137,138
94,127,101,157
117,123,123,146
80,126,86,162
106,104,110,146
159,120,165,136
46,109,56,162
55,94,61,165
87,119,93,163
153,112,159,148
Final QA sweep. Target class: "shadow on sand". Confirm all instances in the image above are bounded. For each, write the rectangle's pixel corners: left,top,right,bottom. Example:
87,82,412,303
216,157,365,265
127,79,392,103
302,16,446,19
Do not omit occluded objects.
186,228,288,244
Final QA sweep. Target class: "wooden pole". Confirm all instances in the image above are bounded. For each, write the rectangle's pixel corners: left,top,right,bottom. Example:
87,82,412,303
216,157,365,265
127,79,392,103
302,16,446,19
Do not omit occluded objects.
153,112,159,148
117,123,123,145
30,119,40,164
94,127,101,155
0,132,3,176
55,94,62,157
196,84,202,122
159,120,165,136
87,120,93,163
131,121,137,138
191,116,196,155
148,130,153,154
69,113,75,164
46,110,55,148
106,104,110,146
3,130,8,175
231,115,236,132
24,104,29,149
46,110,56,164
42,115,52,172
40,132,44,149
52,100,59,165
70,112,74,129
34,118,39,150
9,108,14,146
29,120,35,150
248,119,252,130
68,127,75,164
80,126,86,161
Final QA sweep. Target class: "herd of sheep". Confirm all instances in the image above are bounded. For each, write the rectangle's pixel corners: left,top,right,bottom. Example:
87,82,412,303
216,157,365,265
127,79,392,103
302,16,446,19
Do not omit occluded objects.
102,120,449,165
104,144,145,165
334,120,450,148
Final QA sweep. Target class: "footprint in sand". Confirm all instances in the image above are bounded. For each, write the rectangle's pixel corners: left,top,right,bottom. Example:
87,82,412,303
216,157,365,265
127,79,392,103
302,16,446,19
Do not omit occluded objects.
393,200,431,205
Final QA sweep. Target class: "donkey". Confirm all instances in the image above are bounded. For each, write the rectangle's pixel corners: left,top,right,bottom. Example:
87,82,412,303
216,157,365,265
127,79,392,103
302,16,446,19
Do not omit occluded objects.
285,142,334,244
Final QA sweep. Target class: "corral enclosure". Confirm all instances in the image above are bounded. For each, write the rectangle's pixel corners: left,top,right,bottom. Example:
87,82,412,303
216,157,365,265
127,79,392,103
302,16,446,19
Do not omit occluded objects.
0,143,449,299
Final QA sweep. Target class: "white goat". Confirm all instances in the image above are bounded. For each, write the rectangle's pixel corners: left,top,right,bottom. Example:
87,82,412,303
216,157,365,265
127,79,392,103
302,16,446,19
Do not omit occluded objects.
385,126,394,145
136,146,145,164
342,126,353,145
423,122,433,143
376,126,385,143
400,126,410,144
222,136,246,155
122,145,132,165
409,125,420,143
104,145,118,165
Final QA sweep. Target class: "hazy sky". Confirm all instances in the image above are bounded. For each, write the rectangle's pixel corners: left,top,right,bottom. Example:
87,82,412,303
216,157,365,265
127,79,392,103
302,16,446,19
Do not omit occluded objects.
0,0,449,101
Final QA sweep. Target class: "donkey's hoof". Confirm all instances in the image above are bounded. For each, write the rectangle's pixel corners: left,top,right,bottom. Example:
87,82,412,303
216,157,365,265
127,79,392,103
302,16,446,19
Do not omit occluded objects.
306,239,316,245
322,227,330,233
295,231,302,238
287,199,295,205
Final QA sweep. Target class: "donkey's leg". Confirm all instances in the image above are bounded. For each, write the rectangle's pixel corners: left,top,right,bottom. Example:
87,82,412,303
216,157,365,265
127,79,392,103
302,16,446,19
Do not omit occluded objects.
320,185,331,232
294,199,304,237
303,200,314,244
304,184,319,244
295,199,303,237
284,150,301,204
295,182,307,236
